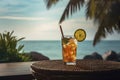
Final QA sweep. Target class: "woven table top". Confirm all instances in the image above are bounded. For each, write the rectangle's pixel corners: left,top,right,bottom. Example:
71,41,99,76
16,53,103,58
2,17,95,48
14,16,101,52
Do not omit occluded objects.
31,60,120,73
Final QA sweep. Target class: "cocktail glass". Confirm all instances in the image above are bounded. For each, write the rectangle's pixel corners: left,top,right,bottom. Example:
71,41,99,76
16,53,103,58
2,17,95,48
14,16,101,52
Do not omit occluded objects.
62,35,77,65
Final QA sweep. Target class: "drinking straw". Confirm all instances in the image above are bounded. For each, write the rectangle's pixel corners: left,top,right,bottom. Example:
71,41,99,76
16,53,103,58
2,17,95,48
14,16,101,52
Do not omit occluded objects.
59,25,64,38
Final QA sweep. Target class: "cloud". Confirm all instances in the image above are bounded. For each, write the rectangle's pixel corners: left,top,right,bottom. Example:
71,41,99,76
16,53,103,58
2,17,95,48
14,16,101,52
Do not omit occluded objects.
0,16,49,21
0,0,46,17
0,19,61,40
61,17,98,31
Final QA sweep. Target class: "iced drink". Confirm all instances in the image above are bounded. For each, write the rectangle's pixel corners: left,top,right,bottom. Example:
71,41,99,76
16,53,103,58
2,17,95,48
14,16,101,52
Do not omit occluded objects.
62,36,77,65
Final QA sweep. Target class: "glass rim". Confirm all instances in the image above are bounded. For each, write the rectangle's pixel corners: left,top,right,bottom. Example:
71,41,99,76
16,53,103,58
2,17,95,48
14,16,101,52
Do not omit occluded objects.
62,35,75,39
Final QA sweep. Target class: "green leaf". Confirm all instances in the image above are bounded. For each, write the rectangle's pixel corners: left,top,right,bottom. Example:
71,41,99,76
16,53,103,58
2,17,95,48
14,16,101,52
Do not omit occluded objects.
17,37,25,42
18,45,24,52
0,31,31,62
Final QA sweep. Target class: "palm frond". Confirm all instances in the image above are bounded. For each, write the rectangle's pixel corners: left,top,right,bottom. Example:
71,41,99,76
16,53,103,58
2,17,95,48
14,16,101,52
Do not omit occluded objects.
93,1,120,46
45,0,120,46
86,0,97,19
86,0,112,21
59,0,85,23
45,0,60,9
17,37,25,42
93,19,108,46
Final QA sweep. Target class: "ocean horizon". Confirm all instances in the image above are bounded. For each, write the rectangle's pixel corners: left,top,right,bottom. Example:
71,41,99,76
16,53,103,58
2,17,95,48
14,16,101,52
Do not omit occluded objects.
18,40,120,60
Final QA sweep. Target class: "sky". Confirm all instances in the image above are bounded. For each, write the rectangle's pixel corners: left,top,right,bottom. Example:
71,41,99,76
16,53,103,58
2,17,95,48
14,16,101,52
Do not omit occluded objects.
0,0,120,41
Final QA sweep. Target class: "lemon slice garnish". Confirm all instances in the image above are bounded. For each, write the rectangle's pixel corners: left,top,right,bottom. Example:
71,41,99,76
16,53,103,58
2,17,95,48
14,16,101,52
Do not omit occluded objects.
74,29,86,42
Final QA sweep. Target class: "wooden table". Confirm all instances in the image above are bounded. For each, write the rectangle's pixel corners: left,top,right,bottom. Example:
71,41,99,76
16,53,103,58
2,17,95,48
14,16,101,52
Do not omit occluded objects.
31,60,120,80
0,62,35,80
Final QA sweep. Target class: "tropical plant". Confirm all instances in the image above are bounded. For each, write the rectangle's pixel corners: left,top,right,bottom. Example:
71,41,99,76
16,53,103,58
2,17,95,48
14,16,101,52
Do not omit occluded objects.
45,0,120,46
0,31,31,62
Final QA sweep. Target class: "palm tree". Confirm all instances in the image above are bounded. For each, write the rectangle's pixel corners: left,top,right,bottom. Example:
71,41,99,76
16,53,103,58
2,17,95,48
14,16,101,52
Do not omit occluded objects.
45,0,120,46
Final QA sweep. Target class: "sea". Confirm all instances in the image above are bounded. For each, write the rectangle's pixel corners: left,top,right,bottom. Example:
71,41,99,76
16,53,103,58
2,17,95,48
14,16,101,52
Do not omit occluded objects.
18,40,120,60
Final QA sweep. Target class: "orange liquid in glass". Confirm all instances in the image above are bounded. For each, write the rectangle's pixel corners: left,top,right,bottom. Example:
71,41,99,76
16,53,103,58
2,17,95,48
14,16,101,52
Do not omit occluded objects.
62,37,77,64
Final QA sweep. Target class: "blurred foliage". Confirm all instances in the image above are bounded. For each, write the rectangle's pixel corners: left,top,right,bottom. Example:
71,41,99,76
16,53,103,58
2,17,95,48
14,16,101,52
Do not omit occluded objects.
45,0,120,46
0,31,32,62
